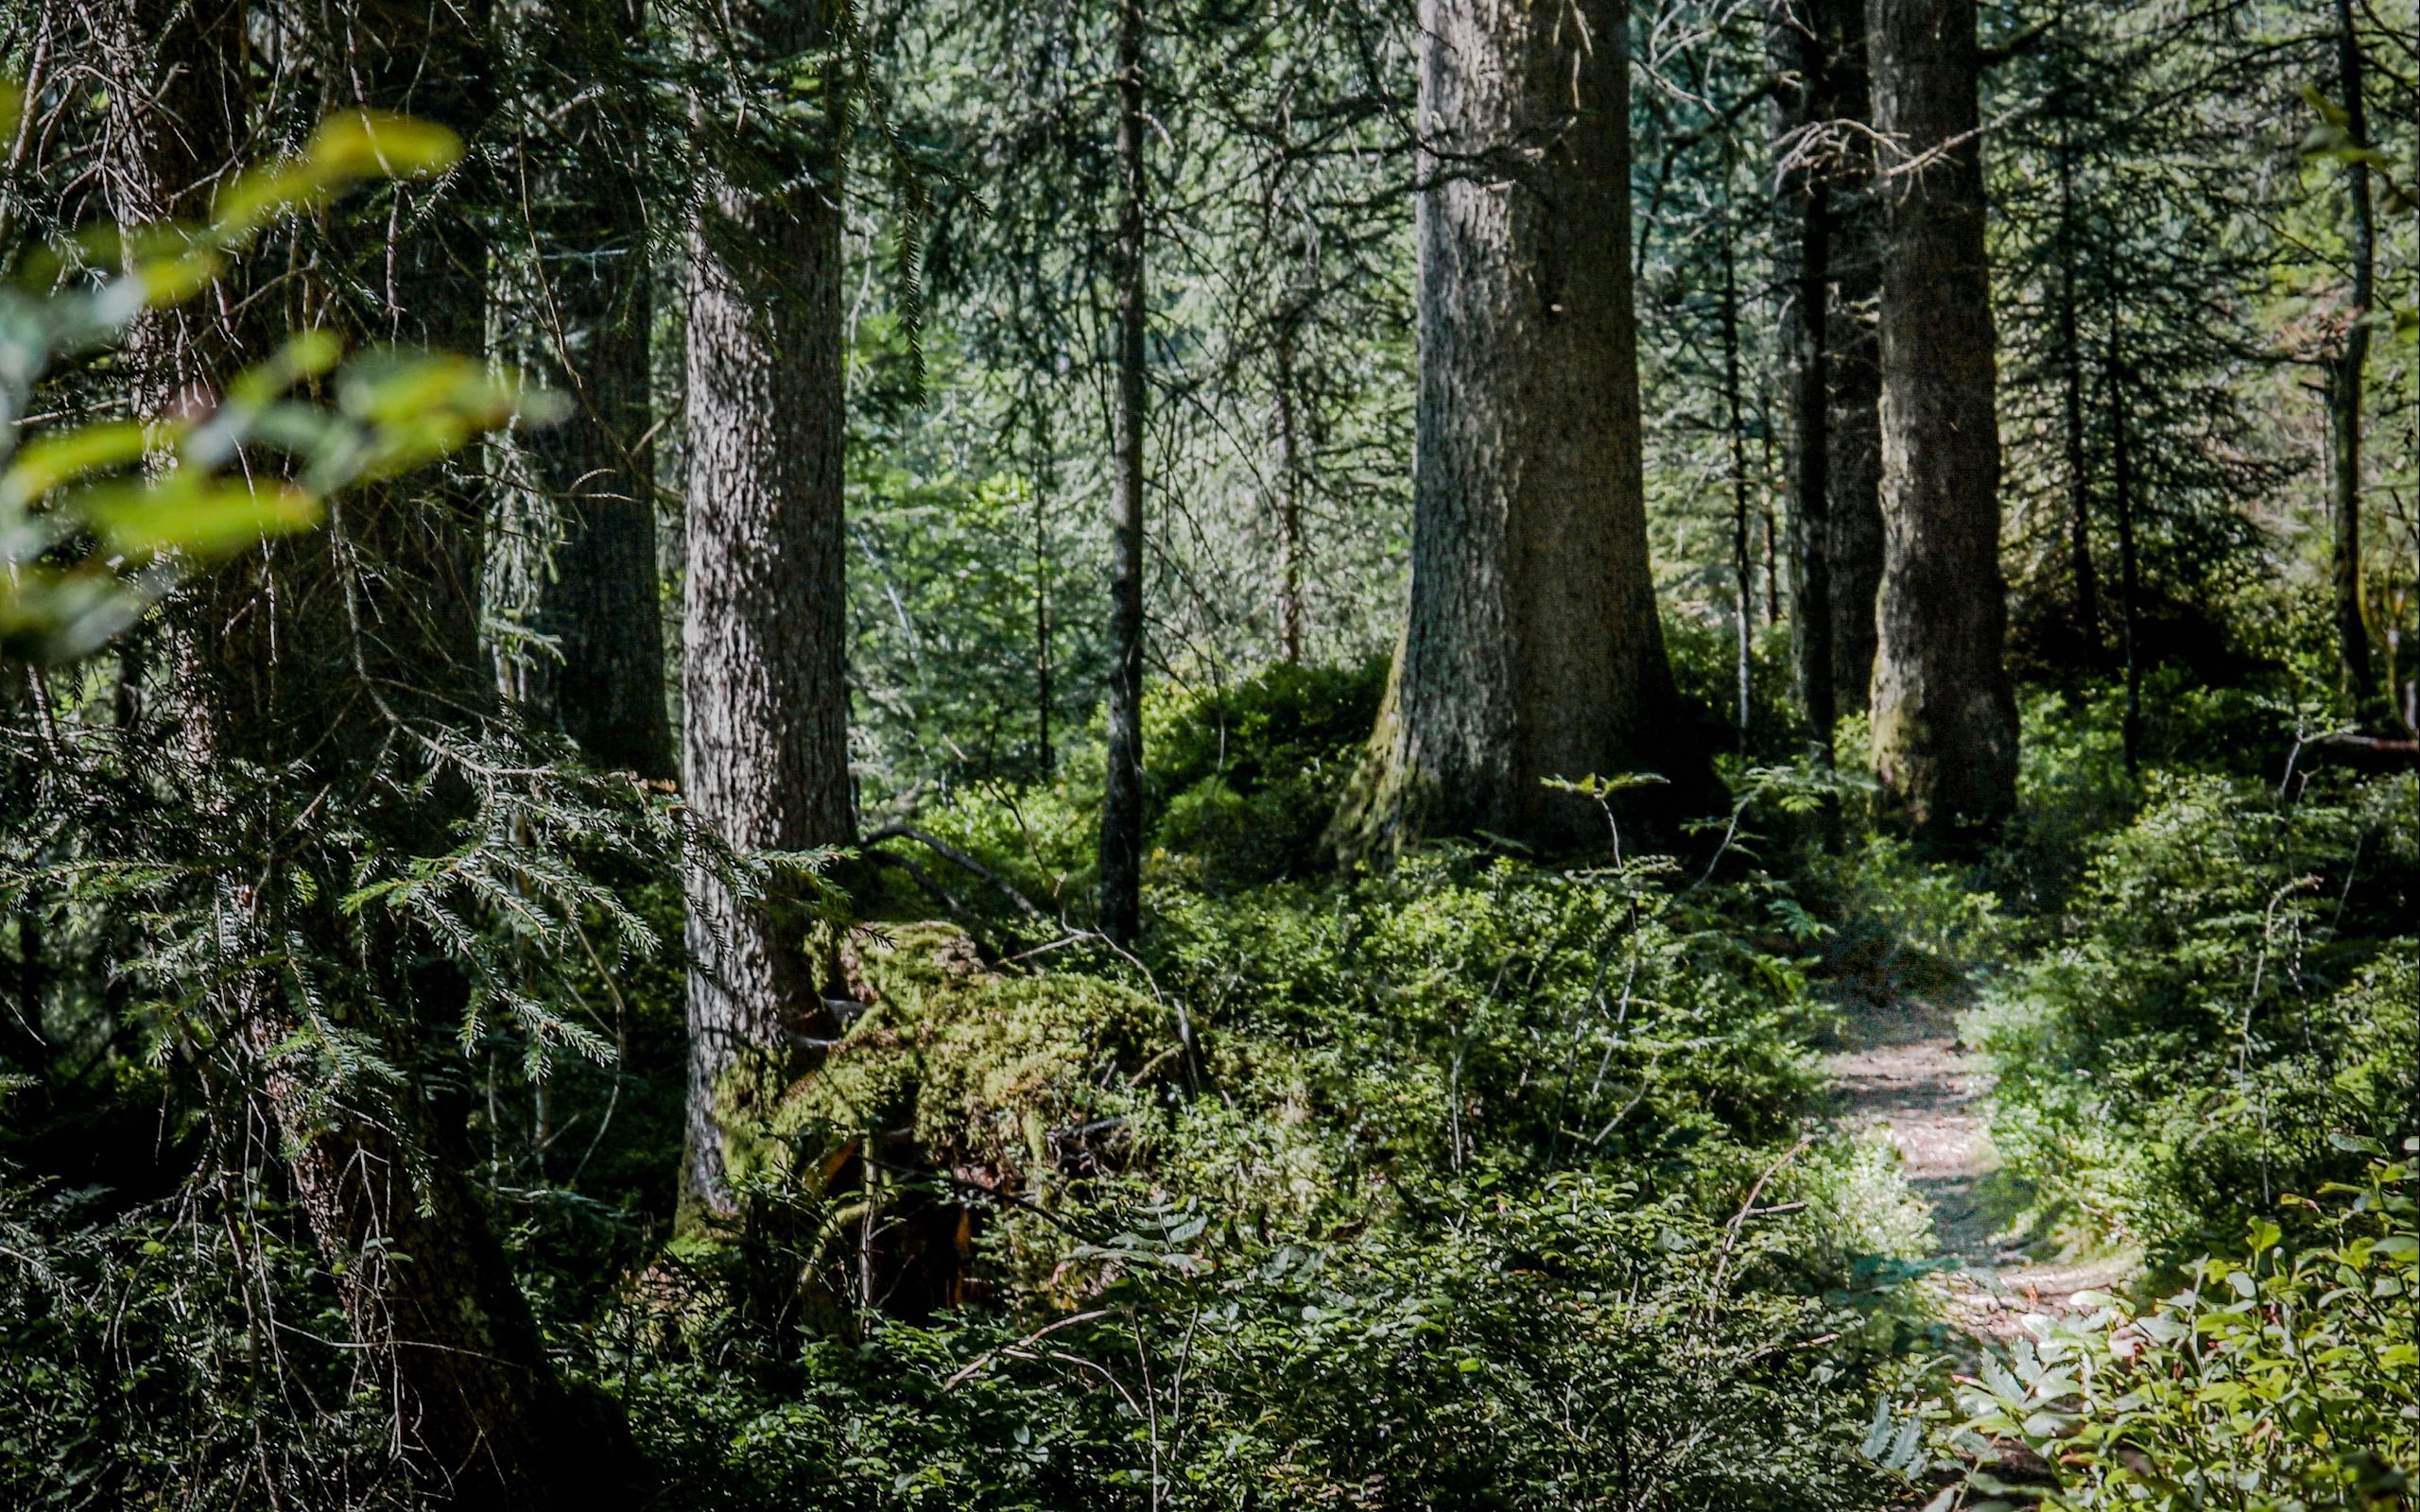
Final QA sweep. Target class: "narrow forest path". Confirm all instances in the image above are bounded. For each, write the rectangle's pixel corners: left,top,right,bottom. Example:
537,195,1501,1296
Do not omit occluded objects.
1824,994,2129,1336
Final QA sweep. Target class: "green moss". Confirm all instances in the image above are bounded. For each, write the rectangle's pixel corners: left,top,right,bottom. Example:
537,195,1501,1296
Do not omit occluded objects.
770,927,1175,1190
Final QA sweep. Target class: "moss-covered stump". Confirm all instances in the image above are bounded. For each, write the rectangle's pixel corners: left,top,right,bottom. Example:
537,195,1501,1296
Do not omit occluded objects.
751,923,1181,1314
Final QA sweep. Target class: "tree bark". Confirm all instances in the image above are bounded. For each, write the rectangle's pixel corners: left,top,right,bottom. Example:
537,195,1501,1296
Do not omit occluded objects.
1098,0,1148,944
2107,304,2141,774
510,0,673,779
1827,189,1885,714
681,0,856,1220
1273,308,1307,665
1773,0,1836,758
2055,133,2100,662
1776,0,1884,727
1865,0,2017,839
1720,174,1754,750
1820,4,1877,711
1330,0,1718,860
104,0,634,1500
2327,0,2377,711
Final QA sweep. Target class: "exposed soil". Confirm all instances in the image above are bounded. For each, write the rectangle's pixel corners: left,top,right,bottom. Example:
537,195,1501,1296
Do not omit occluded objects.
1825,992,2129,1336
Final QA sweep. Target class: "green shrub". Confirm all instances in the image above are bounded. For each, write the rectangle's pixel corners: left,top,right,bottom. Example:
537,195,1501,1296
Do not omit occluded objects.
628,1172,1905,1511
1145,659,1385,888
1149,846,1827,1201
1972,771,2419,1257
1955,1149,2417,1512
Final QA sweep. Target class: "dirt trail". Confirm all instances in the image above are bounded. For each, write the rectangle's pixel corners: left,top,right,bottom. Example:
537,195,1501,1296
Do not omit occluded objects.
1825,994,2128,1333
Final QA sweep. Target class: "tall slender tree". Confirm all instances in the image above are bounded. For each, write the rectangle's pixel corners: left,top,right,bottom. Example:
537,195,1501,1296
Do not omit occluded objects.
1772,0,1884,747
1330,0,1717,860
2326,0,2377,711
1828,176,1885,713
1098,0,1150,944
1865,0,2016,838
1773,0,1837,755
680,0,857,1220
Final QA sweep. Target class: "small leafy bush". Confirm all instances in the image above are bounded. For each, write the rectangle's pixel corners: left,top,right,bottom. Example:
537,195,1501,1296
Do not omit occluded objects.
1972,771,2419,1255
1149,845,1827,1200
1145,659,1385,887
628,1171,1906,1511
1955,1148,2417,1511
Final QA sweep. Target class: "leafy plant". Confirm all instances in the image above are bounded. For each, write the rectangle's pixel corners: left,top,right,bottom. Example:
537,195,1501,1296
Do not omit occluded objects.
0,104,544,663
1954,1147,2417,1511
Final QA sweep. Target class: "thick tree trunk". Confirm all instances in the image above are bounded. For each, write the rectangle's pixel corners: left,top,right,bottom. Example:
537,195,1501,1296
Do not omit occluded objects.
101,0,631,1500
1777,0,1884,726
681,0,855,1220
1330,0,1718,861
2327,0,2377,711
1098,0,1148,944
1865,0,2017,839
511,0,673,779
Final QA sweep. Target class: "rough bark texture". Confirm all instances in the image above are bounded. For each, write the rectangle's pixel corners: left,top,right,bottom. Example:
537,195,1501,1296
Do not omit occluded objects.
1824,4,1885,715
103,0,630,1502
510,0,673,779
681,0,855,1220
1330,0,1717,861
1098,0,1149,944
1865,0,2017,839
2327,0,2377,711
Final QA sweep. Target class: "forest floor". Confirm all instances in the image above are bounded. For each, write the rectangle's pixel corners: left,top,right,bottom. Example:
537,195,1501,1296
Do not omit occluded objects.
1825,993,2131,1339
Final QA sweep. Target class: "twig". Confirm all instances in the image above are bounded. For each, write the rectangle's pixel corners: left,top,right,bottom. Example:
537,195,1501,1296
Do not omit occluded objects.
942,1308,1113,1390
1704,1135,1814,1322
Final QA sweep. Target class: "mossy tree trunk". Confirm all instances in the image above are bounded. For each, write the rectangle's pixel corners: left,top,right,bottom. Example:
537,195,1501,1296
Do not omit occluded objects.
1330,0,1717,862
681,0,856,1220
1865,0,2017,839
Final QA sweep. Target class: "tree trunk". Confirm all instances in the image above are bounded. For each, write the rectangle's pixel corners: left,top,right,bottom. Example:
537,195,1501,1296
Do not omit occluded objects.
1773,0,1836,756
510,0,673,779
1098,0,1149,945
681,0,856,1220
2055,133,2100,662
1779,0,1885,721
1865,0,2017,839
2107,304,2141,774
1720,193,1754,749
1329,0,1718,861
1827,198,1885,713
1273,309,1307,665
109,0,634,1499
1031,423,1056,779
2327,0,2377,711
